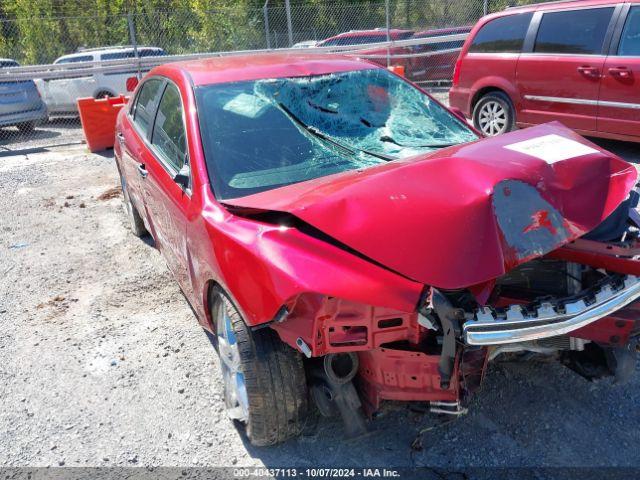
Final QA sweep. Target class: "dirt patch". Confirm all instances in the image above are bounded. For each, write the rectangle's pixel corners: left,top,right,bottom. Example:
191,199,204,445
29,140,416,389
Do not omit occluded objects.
97,186,122,201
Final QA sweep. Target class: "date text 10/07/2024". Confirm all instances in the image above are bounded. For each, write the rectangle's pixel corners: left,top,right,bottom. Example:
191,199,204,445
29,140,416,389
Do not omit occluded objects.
232,468,401,478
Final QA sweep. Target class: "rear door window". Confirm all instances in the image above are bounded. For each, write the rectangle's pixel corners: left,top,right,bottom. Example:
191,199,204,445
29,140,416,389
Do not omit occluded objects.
618,7,640,56
132,78,163,137
55,55,93,65
100,51,135,61
354,35,386,44
151,83,186,172
139,49,165,57
326,35,383,46
534,7,614,54
100,49,165,59
469,13,532,53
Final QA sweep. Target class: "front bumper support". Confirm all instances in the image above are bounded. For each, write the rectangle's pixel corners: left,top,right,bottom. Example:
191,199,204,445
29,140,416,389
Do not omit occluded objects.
463,275,640,346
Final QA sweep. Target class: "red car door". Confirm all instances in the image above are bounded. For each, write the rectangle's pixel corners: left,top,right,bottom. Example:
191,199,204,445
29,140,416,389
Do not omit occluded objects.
516,5,619,132
598,4,640,138
119,78,164,215
139,82,195,300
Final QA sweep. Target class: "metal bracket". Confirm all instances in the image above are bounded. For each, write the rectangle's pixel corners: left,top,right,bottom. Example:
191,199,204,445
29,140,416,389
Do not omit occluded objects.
430,400,468,416
431,289,463,390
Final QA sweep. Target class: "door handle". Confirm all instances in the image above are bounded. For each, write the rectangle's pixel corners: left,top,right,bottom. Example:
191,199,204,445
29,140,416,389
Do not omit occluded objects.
577,66,600,79
609,67,632,79
137,163,148,179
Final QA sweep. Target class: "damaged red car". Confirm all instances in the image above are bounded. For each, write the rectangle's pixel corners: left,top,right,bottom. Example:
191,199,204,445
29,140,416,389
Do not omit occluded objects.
114,53,640,446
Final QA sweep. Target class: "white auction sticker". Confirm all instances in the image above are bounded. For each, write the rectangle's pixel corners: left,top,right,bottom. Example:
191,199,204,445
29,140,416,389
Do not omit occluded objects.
503,134,599,163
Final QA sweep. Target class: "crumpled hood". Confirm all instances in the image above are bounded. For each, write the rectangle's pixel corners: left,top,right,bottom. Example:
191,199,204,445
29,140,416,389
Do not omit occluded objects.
224,123,638,289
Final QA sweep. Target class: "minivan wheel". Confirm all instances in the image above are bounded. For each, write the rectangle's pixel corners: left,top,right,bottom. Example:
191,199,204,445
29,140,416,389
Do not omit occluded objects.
212,290,309,446
473,91,515,136
119,173,147,237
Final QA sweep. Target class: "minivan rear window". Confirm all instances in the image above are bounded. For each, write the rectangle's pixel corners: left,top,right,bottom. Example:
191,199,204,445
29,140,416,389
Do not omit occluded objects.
469,13,532,53
534,7,614,55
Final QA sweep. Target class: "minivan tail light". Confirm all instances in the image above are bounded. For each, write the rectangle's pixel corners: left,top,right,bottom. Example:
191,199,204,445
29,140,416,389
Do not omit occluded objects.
452,55,463,87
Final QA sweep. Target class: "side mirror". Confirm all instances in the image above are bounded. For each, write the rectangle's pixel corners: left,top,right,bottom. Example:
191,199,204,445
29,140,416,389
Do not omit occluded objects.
126,76,139,92
174,164,190,190
449,107,467,122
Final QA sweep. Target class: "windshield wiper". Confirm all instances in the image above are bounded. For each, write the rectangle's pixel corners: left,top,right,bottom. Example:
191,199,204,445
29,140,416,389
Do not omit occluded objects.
380,135,457,149
277,102,397,162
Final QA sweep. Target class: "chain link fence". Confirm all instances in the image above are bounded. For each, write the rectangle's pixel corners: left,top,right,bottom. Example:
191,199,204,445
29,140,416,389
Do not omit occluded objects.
264,0,486,47
0,0,535,152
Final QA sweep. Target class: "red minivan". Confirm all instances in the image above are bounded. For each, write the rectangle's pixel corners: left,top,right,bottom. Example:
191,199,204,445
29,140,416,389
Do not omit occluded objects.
449,0,640,142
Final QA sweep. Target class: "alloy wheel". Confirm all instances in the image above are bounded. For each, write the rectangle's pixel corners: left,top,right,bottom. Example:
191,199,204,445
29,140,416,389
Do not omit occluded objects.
216,301,249,423
478,100,508,136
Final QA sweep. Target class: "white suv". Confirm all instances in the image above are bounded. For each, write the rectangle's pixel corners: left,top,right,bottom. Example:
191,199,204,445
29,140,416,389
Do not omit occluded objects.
36,46,165,115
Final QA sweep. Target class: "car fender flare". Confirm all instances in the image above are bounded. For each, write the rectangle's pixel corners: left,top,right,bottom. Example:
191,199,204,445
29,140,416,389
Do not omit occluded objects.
201,276,266,337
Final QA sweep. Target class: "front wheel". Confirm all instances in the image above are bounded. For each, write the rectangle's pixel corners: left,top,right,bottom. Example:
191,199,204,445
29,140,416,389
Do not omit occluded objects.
213,290,309,446
473,91,515,136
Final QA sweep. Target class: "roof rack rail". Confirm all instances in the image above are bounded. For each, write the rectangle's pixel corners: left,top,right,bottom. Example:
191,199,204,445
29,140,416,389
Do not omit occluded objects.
505,0,579,10
76,45,134,53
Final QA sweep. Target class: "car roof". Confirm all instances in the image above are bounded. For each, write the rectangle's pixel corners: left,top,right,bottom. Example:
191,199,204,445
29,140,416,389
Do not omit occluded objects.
320,28,413,41
154,53,379,87
333,28,412,37
55,46,162,62
504,0,625,13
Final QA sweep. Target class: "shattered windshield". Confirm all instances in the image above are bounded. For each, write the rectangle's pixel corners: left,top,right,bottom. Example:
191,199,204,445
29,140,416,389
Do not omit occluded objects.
196,68,478,199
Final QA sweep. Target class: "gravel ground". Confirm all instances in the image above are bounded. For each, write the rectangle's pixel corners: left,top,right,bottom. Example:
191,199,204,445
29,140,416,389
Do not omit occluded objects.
1,137,639,469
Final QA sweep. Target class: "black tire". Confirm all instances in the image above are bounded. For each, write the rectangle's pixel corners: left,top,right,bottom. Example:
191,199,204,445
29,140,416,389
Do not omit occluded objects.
95,90,114,99
472,91,515,136
119,172,147,237
212,290,309,446
17,121,35,133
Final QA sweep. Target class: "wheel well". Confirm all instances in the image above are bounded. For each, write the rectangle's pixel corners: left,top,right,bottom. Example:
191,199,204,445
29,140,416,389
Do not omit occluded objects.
471,87,509,112
204,280,224,332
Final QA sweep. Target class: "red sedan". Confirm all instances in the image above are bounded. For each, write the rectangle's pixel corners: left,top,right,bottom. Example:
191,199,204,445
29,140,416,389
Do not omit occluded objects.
115,53,640,445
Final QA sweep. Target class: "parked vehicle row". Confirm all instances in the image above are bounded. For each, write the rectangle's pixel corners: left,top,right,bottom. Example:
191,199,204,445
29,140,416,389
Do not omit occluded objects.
299,26,472,81
3,25,468,132
450,0,640,142
35,46,165,115
1,46,166,132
